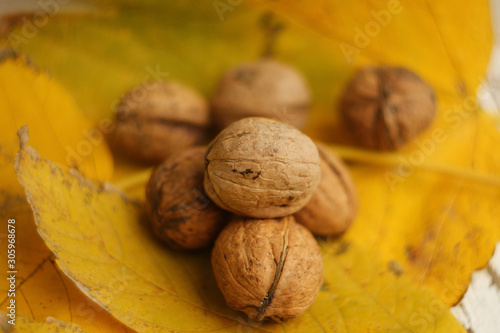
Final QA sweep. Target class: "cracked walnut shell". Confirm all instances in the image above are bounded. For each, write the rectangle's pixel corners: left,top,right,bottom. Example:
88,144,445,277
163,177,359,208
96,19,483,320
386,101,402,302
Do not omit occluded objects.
294,143,358,236
204,117,320,218
211,216,323,322
145,147,228,250
113,81,210,163
340,66,436,150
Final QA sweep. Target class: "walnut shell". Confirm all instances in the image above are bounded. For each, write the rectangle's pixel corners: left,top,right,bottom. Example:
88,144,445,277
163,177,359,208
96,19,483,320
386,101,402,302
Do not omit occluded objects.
212,216,323,322
113,81,210,163
294,143,358,236
204,117,320,218
340,66,436,150
211,60,310,130
145,147,228,250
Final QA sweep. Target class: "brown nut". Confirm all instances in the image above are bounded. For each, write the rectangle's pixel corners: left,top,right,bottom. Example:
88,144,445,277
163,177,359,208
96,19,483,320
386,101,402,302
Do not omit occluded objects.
212,215,323,322
145,147,228,250
294,143,357,236
211,60,310,130
204,117,320,218
340,66,436,150
113,81,210,163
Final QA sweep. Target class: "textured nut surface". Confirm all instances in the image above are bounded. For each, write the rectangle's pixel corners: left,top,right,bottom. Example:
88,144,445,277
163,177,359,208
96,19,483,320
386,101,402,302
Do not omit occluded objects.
211,60,310,130
145,147,227,250
340,66,435,150
204,117,320,218
113,81,210,163
294,143,358,236
212,216,323,322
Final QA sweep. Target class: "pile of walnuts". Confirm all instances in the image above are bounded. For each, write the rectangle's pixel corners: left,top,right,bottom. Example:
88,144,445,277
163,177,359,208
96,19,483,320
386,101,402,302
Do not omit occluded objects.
111,61,435,323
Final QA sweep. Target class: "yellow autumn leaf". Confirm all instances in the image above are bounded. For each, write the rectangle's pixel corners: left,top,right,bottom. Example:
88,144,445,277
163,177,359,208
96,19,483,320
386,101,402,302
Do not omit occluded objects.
0,59,127,332
3,0,500,330
0,57,113,183
0,312,88,333
250,0,492,93
340,112,500,306
247,0,500,306
0,210,131,333
15,130,464,332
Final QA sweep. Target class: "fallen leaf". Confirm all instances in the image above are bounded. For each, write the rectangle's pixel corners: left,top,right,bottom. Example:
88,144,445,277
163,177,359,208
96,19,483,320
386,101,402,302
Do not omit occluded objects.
0,209,132,333
451,241,500,332
247,0,500,306
0,57,113,186
340,112,500,306
0,58,127,332
249,0,492,97
15,130,464,332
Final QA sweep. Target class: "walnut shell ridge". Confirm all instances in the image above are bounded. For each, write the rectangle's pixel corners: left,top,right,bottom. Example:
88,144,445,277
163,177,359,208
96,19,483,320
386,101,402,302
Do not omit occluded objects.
340,66,436,150
145,147,227,250
113,81,210,163
294,143,358,236
204,117,320,218
211,60,310,130
211,216,324,322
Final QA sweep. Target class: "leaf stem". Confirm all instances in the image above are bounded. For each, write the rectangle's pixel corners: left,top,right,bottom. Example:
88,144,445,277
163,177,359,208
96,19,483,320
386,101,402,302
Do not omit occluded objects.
331,145,500,187
114,168,152,192
259,11,285,59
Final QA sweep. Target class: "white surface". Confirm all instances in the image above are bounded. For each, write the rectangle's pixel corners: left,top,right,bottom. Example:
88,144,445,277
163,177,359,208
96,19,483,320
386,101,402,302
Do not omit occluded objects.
453,4,500,331
451,242,500,332
477,0,500,113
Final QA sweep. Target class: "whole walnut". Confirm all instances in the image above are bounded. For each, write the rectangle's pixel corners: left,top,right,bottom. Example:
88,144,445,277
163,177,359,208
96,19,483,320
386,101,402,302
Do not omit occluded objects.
294,143,357,236
113,81,210,163
340,66,435,150
145,147,228,250
204,117,320,218
212,216,323,322
211,60,310,130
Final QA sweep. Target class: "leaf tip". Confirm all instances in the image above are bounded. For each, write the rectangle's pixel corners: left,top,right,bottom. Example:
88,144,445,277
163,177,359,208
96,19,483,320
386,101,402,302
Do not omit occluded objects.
17,125,29,149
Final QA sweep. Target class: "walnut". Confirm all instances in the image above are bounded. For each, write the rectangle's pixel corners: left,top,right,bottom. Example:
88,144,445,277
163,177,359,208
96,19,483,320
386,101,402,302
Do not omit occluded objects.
204,117,320,218
340,66,436,150
113,81,210,163
211,60,310,130
294,143,358,236
145,147,228,250
212,215,323,322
